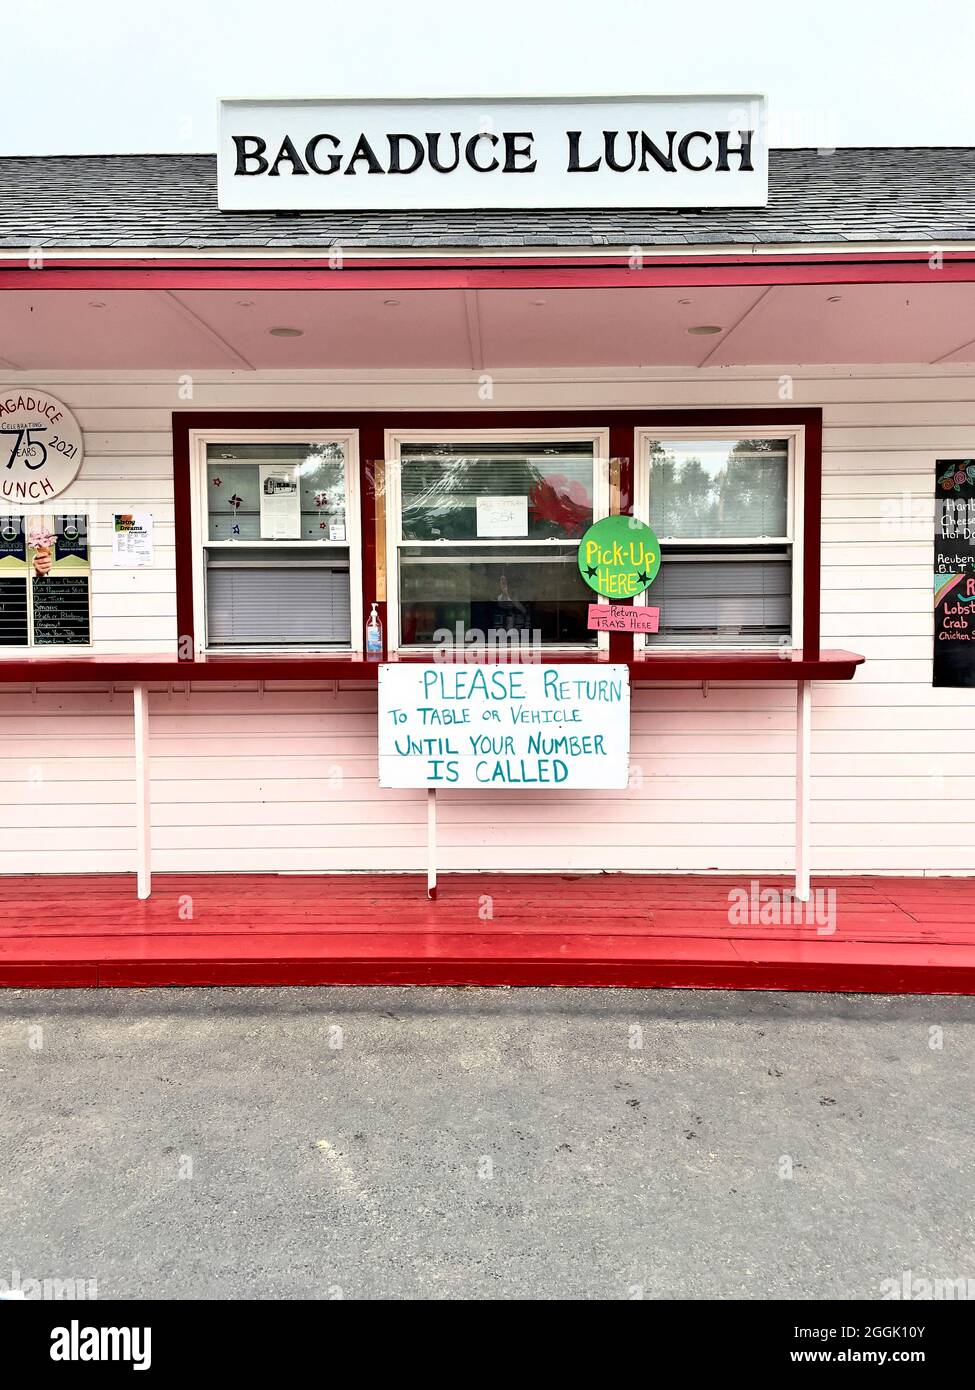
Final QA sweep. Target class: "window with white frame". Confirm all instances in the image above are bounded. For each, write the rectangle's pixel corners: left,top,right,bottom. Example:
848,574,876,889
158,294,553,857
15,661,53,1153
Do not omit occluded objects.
635,430,800,649
386,431,609,650
195,433,360,650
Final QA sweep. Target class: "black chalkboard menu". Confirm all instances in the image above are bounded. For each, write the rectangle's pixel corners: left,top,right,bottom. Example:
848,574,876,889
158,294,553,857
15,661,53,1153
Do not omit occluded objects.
31,574,91,645
934,459,975,687
0,577,29,645
0,515,28,646
0,511,92,647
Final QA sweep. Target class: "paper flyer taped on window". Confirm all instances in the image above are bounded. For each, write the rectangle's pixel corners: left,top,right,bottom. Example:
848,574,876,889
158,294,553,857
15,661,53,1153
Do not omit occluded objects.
259,464,301,539
112,513,154,568
476,495,529,538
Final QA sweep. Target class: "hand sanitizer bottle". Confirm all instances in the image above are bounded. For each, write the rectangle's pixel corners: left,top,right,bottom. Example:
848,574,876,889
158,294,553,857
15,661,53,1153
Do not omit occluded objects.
366,601,383,656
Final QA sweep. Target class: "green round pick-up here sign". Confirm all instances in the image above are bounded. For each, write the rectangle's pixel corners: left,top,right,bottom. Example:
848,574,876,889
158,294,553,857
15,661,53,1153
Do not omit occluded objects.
577,515,661,598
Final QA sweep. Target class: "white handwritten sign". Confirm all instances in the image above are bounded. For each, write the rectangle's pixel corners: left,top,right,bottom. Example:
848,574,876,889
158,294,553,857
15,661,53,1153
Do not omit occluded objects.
588,603,659,633
476,495,528,538
378,664,630,789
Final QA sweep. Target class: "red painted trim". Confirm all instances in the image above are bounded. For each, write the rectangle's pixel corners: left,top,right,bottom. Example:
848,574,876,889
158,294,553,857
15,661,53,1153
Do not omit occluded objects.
7,250,974,268
167,407,825,669
0,649,863,683
15,958,960,993
802,411,823,657
3,249,973,265
1,251,974,292
359,424,385,658
627,649,861,680
0,965,100,987
607,421,634,663
171,410,824,432
172,415,195,657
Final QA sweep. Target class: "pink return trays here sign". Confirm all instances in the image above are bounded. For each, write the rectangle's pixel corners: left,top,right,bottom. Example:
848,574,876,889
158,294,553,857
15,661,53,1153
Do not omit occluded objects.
588,604,660,633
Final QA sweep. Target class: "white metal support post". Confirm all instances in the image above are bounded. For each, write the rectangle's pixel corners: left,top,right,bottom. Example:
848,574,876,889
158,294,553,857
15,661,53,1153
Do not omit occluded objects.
133,683,152,899
795,679,811,902
427,787,438,899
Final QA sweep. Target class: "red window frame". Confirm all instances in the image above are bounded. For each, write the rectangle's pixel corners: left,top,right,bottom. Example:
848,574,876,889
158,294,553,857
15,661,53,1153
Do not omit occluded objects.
172,408,822,662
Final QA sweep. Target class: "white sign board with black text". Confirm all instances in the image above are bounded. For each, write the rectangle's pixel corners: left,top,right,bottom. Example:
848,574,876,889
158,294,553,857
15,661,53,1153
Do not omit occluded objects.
378,663,630,789
219,95,767,211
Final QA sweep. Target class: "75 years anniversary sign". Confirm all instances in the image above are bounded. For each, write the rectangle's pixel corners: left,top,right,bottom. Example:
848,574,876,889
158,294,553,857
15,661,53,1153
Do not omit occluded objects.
378,664,630,789
0,390,84,504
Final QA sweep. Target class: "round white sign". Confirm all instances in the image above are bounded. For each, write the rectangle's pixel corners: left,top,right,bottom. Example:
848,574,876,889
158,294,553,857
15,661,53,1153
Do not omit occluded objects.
0,389,84,505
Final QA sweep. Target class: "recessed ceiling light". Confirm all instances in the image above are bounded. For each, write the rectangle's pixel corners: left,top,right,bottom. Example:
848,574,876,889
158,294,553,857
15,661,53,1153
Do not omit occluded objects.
531,298,547,307
237,299,255,307
687,325,723,335
383,298,401,307
89,301,106,308
678,298,692,306
827,295,842,303
269,326,304,337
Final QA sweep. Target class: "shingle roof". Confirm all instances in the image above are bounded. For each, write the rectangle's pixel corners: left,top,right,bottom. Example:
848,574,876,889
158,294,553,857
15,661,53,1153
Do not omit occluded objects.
0,147,972,250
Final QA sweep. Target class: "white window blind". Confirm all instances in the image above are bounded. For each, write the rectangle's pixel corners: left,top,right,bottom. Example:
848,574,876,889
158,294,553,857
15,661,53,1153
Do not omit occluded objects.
206,551,351,647
648,553,790,648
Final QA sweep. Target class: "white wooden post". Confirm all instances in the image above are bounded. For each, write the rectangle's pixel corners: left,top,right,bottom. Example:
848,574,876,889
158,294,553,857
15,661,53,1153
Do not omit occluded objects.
133,683,152,899
795,679,811,902
427,787,437,899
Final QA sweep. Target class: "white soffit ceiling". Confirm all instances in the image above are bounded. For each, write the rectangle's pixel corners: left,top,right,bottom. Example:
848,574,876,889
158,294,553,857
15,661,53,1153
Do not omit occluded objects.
1,282,974,370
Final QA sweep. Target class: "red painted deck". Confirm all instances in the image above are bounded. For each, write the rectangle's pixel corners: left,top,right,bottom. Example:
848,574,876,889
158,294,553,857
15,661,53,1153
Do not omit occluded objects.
1,873,974,993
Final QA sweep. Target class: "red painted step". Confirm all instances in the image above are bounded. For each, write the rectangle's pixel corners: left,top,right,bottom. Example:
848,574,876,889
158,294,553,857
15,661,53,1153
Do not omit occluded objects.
0,872,973,994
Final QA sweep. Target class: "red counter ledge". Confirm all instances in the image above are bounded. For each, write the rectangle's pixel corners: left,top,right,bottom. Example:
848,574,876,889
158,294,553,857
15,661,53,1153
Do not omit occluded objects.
0,649,864,683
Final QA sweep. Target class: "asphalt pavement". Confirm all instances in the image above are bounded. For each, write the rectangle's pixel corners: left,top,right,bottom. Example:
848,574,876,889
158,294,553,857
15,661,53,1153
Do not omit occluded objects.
1,986,972,1300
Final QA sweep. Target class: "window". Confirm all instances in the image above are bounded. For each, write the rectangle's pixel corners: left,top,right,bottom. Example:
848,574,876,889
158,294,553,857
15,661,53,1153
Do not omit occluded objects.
634,430,800,649
193,432,360,651
386,431,609,650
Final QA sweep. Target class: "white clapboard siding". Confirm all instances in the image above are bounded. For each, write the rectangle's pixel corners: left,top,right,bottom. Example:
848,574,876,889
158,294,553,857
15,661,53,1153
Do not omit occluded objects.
1,363,974,876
